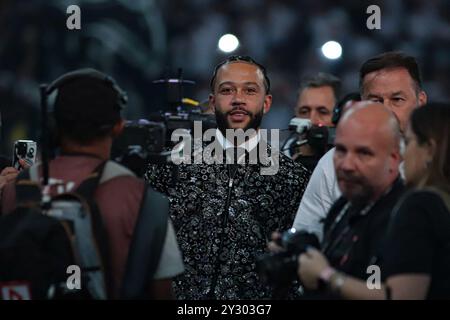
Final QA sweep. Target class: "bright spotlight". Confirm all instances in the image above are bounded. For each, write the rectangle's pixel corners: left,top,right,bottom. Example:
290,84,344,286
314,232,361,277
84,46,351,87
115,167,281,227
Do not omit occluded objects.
218,34,239,53
321,41,342,60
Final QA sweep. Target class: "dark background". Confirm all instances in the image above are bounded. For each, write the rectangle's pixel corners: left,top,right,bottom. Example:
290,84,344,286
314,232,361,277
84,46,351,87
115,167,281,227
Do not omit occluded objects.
1,0,449,157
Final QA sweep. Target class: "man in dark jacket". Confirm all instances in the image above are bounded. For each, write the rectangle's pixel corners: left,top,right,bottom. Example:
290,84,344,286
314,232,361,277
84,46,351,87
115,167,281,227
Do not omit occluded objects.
146,56,310,299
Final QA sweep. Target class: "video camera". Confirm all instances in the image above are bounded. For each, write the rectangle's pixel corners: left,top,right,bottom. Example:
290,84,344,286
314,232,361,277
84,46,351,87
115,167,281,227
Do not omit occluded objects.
111,72,216,176
256,228,320,289
287,118,335,154
282,118,336,171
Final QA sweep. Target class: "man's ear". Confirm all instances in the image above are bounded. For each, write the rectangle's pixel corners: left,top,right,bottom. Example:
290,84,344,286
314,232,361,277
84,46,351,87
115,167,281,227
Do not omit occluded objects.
263,94,272,114
390,148,402,173
208,94,215,112
425,138,437,161
112,119,125,138
418,90,427,107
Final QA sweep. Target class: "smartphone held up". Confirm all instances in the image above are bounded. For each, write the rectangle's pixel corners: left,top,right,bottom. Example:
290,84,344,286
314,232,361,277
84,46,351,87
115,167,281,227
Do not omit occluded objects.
12,140,37,170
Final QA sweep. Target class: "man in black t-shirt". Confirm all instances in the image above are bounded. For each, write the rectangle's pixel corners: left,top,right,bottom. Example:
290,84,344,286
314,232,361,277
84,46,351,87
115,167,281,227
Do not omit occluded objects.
297,101,405,298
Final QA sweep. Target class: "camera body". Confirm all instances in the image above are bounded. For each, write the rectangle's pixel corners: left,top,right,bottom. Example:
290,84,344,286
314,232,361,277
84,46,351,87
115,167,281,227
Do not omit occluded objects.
110,73,216,176
285,117,335,171
256,228,320,288
111,120,166,176
12,140,37,170
111,112,216,176
288,117,335,151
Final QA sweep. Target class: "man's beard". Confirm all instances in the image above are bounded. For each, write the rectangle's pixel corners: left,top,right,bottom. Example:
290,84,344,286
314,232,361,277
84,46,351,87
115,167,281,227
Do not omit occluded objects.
215,106,264,135
336,170,375,206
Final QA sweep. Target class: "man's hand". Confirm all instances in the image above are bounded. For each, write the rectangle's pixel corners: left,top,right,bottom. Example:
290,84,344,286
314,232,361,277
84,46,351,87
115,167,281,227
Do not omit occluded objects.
267,231,284,253
0,159,29,189
298,248,330,290
0,167,19,190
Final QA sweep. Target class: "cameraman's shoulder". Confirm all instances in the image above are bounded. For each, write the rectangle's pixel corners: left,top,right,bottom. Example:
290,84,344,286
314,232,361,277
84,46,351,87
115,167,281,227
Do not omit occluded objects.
99,161,145,192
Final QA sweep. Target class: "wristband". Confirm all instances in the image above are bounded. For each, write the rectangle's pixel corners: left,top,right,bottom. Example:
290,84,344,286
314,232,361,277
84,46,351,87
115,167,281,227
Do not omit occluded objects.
319,267,336,283
329,272,346,294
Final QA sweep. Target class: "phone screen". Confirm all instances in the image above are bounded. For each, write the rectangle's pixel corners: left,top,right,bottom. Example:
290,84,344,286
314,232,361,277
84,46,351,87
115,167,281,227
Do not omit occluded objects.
12,140,37,170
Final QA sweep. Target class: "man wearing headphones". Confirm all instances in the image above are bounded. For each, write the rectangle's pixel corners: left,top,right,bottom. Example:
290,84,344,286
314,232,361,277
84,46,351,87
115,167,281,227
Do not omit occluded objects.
1,69,184,299
283,73,341,172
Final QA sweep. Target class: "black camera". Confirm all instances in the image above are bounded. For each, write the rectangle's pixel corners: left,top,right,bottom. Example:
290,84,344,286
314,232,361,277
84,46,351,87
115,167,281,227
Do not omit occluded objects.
111,119,167,176
148,75,216,140
286,118,335,154
282,118,335,171
256,228,320,288
111,72,216,176
111,112,216,176
305,125,332,155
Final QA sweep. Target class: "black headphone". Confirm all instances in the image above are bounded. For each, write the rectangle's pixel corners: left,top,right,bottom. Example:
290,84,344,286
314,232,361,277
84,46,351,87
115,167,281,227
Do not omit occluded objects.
39,69,128,172
45,68,128,111
332,92,361,125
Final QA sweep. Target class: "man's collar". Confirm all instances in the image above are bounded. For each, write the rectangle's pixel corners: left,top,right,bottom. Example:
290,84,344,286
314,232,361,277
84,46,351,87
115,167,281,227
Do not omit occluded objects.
348,175,404,215
215,128,260,152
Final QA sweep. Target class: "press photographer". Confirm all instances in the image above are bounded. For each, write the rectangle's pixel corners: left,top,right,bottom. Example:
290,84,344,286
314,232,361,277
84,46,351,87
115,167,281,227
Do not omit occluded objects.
0,69,184,299
265,102,405,299
282,73,341,171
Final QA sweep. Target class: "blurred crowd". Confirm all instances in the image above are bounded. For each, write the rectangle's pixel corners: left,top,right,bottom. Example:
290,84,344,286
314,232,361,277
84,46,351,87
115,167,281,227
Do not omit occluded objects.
1,0,449,150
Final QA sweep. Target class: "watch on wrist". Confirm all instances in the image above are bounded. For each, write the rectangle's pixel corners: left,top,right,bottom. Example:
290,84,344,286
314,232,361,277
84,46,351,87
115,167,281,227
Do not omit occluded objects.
319,267,336,283
318,267,336,291
330,272,346,294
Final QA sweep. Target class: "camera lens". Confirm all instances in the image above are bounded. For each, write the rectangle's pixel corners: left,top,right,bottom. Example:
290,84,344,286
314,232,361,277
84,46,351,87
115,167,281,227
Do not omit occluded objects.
256,230,320,288
17,142,27,157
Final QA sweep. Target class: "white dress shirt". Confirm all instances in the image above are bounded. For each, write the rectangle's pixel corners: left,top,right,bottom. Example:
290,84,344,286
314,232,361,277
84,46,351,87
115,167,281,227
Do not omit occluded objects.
292,147,340,241
215,129,260,164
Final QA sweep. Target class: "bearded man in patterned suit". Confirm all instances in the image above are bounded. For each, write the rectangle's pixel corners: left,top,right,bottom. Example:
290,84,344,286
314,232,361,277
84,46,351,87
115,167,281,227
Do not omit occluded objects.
145,55,310,299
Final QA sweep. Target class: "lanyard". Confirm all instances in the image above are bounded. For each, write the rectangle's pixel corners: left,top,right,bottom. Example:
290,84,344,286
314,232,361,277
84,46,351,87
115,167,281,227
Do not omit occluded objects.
322,201,375,255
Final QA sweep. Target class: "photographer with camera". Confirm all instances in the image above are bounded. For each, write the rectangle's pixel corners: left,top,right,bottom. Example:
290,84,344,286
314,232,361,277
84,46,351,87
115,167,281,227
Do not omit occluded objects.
262,101,405,299
315,102,404,290
286,52,428,243
298,103,450,299
145,55,310,300
1,69,184,299
287,93,361,241
283,73,341,171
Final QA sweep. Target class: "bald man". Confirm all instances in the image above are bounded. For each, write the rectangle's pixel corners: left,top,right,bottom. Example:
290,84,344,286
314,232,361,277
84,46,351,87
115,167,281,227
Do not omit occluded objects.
288,52,426,242
333,102,402,207
289,102,407,299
